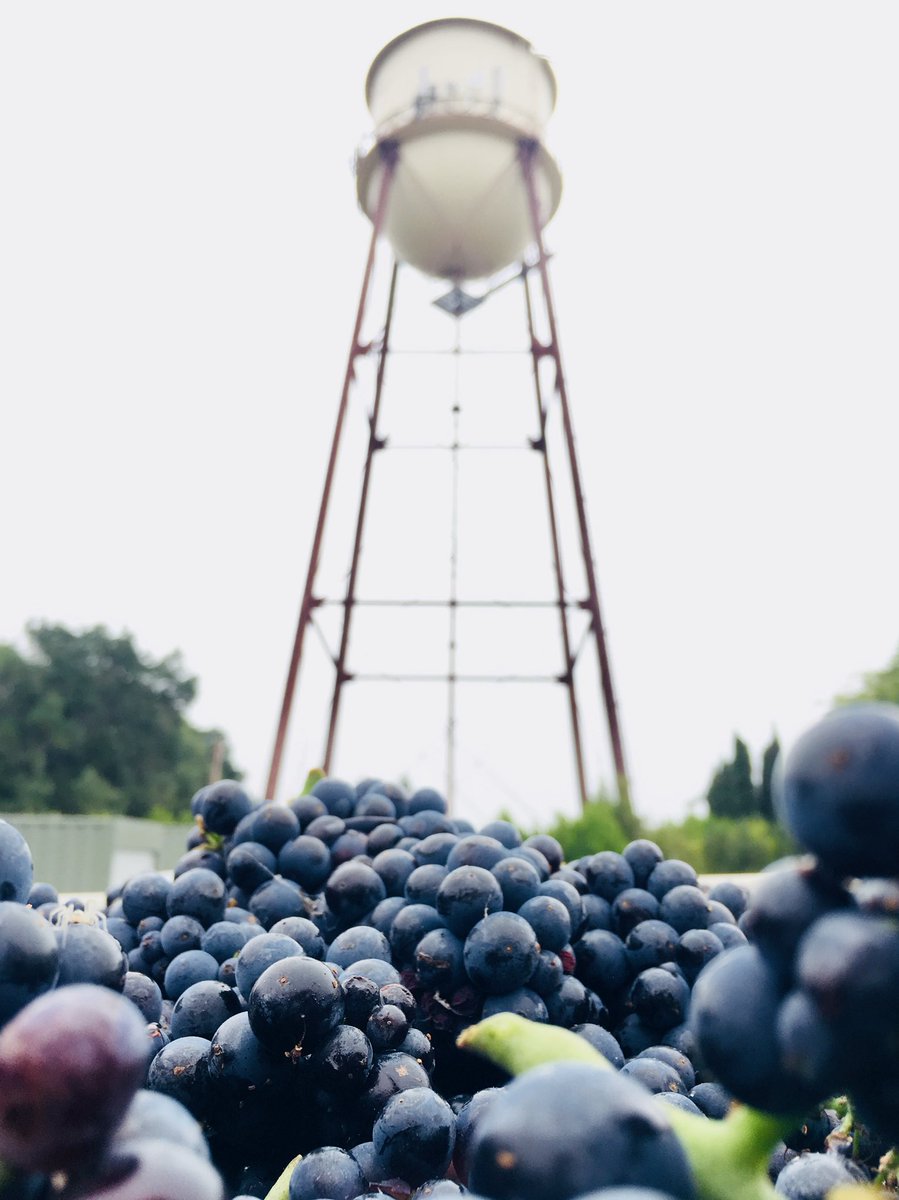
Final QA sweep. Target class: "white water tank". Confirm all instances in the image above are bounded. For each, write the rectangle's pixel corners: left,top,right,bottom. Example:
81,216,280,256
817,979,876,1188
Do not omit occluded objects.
355,18,563,282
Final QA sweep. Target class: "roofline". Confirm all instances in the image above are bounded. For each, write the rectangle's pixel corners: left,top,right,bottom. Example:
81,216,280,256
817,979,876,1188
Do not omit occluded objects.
365,18,557,112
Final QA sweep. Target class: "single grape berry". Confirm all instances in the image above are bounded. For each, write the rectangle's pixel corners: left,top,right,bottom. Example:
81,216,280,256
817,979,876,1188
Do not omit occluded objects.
0,984,150,1172
774,702,899,877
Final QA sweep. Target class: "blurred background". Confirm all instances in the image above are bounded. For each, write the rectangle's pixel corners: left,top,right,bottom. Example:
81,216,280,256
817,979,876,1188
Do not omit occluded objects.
1,3,898,886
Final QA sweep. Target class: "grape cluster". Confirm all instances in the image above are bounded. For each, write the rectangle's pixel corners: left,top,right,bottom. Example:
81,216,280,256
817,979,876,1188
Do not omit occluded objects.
691,703,899,1139
2,702,899,1200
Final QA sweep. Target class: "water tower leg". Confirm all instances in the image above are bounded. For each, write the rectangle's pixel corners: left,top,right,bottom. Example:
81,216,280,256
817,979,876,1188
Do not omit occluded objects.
518,140,634,829
323,259,401,771
265,142,398,801
521,265,590,813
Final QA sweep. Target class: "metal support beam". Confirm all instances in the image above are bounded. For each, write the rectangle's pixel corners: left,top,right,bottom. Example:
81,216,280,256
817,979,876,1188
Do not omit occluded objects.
265,141,398,801
323,259,400,770
519,138,633,824
522,264,590,812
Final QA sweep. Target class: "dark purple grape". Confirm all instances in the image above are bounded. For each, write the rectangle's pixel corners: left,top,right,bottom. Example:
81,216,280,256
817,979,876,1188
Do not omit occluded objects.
646,861,698,901
405,864,449,908
174,847,228,880
490,856,542,912
628,967,690,1031
207,1011,293,1102
0,902,59,1023
658,886,713,934
166,868,227,928
343,974,382,1029
120,873,172,925
340,958,400,987
163,949,220,999
372,1087,456,1187
625,920,679,974
415,927,466,992
160,913,204,956
367,824,405,856
688,1082,732,1119
266,917,323,960
288,794,328,827
226,843,278,893
635,1046,696,1091
330,830,370,867
289,1145,366,1200
398,1028,435,1074
146,1035,210,1117
199,780,253,836
356,1052,431,1123
56,922,128,990
452,1087,503,1185
372,849,418,897
367,1004,409,1052
774,703,899,877
0,821,33,904
328,926,391,970
326,862,387,925
481,987,548,1023
622,839,665,888
356,793,398,821
676,929,724,984
522,834,563,873
122,971,163,1024
571,1024,625,1069
611,888,660,937
249,877,308,928
463,913,539,995
518,895,572,952
389,905,447,968
313,1024,374,1092
469,1061,695,1200
740,861,850,975
620,1057,686,1095
573,929,630,999
27,881,58,908
170,979,243,1040
59,1137,225,1199
408,787,447,815
690,943,826,1114
312,777,358,818
707,881,748,921
0,984,150,1172
436,867,504,938
772,1151,862,1200
248,956,344,1054
445,835,507,873
115,1089,210,1158
538,880,584,939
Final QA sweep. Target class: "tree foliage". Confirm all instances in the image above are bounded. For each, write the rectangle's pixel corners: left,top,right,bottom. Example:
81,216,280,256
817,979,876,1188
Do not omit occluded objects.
837,646,899,706
0,623,239,818
540,795,630,861
707,734,780,820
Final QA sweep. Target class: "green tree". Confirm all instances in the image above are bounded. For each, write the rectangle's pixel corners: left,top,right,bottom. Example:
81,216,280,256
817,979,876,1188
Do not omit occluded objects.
707,735,756,818
837,646,899,705
539,794,629,862
0,623,240,818
756,736,780,820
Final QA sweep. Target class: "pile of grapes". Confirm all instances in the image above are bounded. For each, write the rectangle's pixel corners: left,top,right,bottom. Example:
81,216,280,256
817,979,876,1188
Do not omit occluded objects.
2,702,899,1200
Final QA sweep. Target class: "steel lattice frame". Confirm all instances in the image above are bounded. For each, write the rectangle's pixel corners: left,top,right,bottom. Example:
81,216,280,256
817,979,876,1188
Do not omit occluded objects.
266,138,630,818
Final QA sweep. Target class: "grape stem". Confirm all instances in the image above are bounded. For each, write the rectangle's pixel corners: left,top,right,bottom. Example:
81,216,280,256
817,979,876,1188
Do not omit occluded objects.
458,1014,797,1200
262,1153,301,1200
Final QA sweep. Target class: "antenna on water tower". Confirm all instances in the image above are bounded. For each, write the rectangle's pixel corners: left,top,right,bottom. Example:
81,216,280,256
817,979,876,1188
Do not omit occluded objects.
266,19,631,824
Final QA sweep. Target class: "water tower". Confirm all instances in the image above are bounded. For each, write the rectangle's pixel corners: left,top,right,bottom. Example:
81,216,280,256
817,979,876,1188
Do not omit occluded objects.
267,19,630,821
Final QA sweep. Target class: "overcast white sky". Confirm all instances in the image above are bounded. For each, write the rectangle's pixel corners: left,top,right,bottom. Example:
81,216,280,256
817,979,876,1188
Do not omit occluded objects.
2,3,898,832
